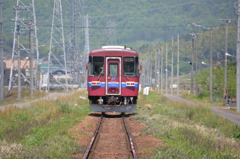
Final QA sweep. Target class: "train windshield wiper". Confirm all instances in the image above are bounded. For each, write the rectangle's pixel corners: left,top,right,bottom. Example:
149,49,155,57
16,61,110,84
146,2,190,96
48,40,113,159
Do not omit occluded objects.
124,71,130,80
97,73,103,80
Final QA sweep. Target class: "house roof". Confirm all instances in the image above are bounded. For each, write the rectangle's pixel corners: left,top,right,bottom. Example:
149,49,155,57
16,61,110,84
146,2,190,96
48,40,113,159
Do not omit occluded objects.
4,60,36,69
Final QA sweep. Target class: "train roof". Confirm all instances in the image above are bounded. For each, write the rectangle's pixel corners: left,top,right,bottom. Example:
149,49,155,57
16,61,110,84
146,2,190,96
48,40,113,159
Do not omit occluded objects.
89,46,138,56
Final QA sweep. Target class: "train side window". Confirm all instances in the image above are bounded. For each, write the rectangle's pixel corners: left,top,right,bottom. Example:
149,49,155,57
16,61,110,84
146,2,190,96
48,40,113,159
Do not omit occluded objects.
109,63,118,77
89,56,104,77
124,57,138,77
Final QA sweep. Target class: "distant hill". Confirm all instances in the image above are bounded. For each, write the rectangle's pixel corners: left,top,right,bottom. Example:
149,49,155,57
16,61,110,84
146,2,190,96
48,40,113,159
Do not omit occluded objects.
2,0,237,59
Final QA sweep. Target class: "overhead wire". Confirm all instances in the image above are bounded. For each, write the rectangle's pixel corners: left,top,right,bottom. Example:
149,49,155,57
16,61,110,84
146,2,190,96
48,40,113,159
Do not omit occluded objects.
35,24,190,29
84,0,149,9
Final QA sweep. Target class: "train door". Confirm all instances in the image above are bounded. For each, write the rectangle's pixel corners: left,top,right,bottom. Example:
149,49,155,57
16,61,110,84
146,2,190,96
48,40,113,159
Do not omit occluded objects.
106,57,121,95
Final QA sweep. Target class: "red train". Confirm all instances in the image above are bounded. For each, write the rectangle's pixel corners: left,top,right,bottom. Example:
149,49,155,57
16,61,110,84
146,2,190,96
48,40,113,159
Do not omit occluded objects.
87,46,141,112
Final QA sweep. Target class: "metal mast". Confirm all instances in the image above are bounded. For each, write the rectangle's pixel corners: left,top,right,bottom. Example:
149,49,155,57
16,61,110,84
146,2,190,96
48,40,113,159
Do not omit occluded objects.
67,0,77,87
107,20,117,45
47,0,68,91
9,0,39,94
66,0,84,88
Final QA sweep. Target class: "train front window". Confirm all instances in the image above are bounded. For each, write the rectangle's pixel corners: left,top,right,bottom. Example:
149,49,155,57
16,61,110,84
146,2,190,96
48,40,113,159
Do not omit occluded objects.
109,63,118,77
89,56,104,76
124,57,138,77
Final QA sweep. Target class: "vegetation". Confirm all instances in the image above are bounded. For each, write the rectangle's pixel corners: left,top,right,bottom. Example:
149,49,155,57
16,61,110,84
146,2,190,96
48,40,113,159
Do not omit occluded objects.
2,1,238,92
1,89,240,158
2,1,237,59
133,91,240,158
0,90,90,158
195,62,236,97
0,88,48,106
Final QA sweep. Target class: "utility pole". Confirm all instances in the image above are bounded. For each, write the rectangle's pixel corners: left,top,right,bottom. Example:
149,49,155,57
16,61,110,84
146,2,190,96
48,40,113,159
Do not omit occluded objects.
171,38,174,94
190,31,194,95
177,34,180,95
188,23,201,95
84,14,90,87
29,22,34,98
161,46,163,94
203,26,219,102
195,38,198,96
235,0,240,112
17,17,21,100
157,47,160,93
220,17,235,105
0,0,4,102
166,44,168,94
149,52,152,86
155,45,158,90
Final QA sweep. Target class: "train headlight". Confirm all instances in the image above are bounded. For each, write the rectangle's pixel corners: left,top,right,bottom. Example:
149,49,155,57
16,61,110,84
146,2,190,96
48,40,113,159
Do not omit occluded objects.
126,81,135,87
97,97,103,105
92,81,101,86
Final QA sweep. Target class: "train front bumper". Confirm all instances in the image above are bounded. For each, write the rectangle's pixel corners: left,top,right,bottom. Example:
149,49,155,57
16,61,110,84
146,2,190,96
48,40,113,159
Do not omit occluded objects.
90,104,136,112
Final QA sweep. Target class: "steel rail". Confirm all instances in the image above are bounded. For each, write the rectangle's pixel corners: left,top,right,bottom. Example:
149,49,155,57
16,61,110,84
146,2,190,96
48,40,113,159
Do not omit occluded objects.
83,113,137,159
122,114,138,159
82,114,103,159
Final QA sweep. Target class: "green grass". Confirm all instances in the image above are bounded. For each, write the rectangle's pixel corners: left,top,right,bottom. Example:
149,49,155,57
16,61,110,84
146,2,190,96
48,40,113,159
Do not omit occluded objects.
133,91,240,158
2,90,240,158
181,92,223,106
0,90,91,158
0,89,48,106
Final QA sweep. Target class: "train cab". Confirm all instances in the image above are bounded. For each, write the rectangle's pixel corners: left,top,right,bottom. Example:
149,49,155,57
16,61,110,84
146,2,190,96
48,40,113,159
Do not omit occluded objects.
87,46,140,112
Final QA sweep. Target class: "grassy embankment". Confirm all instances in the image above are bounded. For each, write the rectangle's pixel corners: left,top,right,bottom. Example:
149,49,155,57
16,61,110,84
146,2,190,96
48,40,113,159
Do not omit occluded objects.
1,89,240,158
133,91,240,159
0,90,90,158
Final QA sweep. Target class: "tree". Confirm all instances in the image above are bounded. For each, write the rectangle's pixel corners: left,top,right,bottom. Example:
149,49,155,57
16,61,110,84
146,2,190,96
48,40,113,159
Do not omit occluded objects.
195,62,236,97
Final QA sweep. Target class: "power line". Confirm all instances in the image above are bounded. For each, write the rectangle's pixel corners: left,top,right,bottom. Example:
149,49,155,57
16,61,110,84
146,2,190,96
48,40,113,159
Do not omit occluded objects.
84,0,149,9
35,24,189,29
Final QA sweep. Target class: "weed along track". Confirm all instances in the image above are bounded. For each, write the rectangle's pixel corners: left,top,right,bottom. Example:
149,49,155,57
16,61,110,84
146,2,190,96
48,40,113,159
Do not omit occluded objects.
83,113,137,159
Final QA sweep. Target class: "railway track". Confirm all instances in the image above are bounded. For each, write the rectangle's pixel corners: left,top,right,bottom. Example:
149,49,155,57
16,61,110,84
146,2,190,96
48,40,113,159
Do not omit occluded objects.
83,113,137,159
